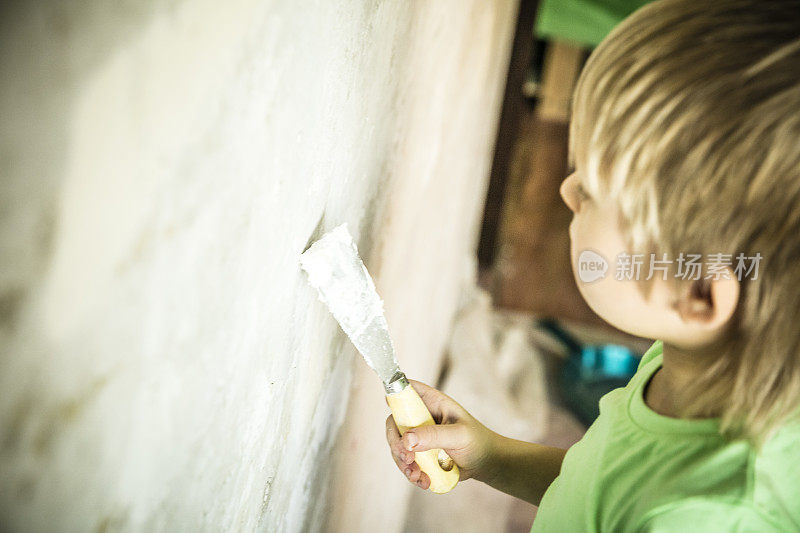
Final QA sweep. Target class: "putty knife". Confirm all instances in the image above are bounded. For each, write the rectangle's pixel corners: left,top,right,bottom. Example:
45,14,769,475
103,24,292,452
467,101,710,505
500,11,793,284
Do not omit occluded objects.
299,223,459,493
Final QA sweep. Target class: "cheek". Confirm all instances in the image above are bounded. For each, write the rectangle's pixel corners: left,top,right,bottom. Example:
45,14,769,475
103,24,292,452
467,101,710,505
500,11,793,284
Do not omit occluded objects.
568,214,606,274
567,211,647,329
569,207,625,269
565,206,680,338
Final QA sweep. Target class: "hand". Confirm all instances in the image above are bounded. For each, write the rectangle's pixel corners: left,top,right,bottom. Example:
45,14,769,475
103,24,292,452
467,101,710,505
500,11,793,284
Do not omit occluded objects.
385,379,498,490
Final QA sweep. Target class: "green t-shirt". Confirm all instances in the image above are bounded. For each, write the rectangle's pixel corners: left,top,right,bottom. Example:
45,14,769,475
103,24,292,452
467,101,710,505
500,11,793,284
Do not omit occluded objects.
532,340,800,532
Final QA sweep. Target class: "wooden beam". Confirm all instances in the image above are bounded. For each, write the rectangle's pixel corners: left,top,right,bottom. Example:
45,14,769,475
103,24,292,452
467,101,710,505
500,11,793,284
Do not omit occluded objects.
477,0,541,269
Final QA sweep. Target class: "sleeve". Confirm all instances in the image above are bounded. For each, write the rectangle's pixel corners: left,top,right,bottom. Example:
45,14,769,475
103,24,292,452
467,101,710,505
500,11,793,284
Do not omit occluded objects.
637,499,781,533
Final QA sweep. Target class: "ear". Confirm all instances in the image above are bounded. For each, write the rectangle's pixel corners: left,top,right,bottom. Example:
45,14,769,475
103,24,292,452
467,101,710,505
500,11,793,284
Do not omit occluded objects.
674,270,740,334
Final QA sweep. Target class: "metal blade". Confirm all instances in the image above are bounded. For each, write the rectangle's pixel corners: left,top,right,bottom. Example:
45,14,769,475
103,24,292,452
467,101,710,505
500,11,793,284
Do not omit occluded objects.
299,224,402,386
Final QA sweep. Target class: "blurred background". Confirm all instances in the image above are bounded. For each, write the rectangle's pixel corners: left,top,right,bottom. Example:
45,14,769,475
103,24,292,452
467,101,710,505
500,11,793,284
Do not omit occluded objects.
0,0,652,531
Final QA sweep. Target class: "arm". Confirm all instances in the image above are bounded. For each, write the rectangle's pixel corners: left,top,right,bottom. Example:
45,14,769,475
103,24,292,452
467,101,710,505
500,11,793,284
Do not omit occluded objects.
481,434,567,506
385,380,567,506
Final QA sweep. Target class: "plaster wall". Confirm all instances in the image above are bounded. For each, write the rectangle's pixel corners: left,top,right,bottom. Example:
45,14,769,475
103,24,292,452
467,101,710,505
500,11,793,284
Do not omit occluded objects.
0,1,517,531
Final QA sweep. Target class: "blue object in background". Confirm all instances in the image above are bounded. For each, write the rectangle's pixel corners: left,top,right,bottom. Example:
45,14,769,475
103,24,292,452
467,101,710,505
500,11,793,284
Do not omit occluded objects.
537,319,641,425
580,344,639,378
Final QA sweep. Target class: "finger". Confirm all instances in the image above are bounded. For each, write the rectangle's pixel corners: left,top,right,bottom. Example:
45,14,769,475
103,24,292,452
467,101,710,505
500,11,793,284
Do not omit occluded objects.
392,449,416,478
394,442,415,466
390,447,405,471
407,379,450,409
390,448,422,482
416,469,430,490
406,460,422,484
401,423,468,454
386,415,419,473
393,453,427,488
391,445,419,473
387,415,413,463
385,415,401,446
408,380,466,424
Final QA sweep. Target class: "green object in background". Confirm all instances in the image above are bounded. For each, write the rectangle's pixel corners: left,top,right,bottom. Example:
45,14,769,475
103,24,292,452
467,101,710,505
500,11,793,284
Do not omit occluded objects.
535,0,653,47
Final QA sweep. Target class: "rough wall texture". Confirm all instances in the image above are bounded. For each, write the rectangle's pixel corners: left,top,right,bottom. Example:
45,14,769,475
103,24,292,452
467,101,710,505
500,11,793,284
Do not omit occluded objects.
0,1,517,531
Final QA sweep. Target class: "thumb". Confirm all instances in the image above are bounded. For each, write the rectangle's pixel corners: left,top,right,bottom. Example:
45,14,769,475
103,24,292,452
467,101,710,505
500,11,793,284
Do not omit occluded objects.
401,423,468,454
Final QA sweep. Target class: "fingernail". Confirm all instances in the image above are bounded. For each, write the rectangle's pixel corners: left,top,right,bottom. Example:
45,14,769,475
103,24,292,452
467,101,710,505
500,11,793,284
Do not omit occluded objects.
416,480,425,488
399,452,407,462
406,433,418,450
404,468,411,477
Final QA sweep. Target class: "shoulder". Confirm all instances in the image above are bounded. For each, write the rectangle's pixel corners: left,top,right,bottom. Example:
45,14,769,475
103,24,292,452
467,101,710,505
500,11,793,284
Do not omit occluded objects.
637,498,782,532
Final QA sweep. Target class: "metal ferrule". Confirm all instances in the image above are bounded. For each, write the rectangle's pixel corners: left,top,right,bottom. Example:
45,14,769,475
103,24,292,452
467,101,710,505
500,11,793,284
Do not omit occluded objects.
384,371,409,395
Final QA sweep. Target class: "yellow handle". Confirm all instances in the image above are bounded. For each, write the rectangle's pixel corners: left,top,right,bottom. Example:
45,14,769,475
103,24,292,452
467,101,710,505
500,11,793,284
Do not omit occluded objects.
386,384,460,494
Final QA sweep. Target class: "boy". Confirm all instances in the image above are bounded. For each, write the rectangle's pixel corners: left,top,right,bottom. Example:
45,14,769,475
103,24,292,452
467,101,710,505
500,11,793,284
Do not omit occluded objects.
385,0,800,530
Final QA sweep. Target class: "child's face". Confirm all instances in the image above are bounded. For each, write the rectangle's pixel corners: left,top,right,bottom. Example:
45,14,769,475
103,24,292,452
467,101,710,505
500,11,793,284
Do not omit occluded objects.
559,172,737,348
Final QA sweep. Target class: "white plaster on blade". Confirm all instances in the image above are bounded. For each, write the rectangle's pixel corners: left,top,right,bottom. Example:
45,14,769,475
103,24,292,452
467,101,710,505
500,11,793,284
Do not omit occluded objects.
299,224,383,339
300,224,401,384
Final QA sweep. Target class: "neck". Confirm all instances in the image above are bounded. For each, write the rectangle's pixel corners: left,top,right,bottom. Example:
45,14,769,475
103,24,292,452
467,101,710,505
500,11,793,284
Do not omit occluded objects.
645,341,720,419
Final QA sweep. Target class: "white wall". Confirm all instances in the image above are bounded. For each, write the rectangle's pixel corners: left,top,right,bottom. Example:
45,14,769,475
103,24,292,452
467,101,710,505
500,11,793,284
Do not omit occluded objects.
0,1,517,531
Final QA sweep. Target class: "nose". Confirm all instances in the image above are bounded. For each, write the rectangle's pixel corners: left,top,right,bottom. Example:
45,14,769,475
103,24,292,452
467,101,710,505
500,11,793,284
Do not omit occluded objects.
560,173,580,213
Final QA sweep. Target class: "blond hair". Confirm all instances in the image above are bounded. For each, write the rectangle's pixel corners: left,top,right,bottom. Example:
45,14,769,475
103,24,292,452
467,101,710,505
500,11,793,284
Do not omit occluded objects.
570,0,800,443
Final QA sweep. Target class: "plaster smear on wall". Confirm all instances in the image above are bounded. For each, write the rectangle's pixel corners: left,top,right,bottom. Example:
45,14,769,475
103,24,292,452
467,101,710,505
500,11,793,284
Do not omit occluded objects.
0,0,517,531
